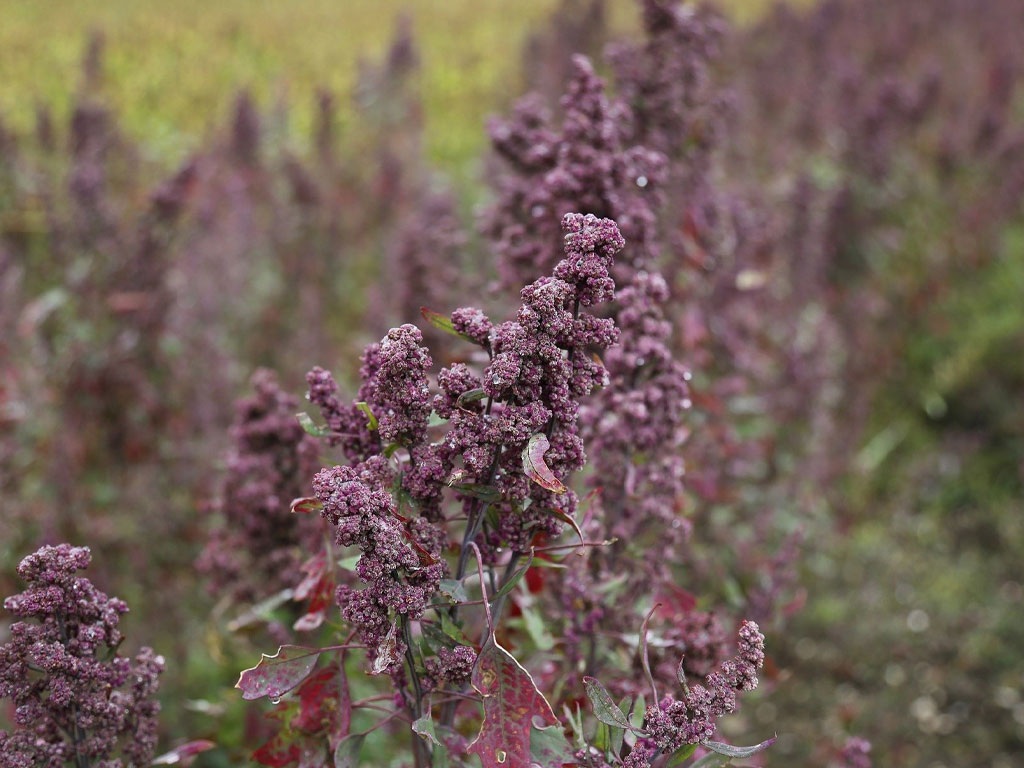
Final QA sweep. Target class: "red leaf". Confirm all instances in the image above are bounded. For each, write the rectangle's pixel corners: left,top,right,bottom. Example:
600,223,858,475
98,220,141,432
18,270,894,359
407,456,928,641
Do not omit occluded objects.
253,733,300,767
522,434,566,494
237,646,321,701
293,663,341,733
468,636,559,768
293,552,333,632
290,497,323,515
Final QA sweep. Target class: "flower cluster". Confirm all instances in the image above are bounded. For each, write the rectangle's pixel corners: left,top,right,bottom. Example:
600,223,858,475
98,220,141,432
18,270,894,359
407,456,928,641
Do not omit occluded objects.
312,460,445,674
486,55,664,291
638,621,766,757
423,645,477,691
0,544,163,768
198,369,321,601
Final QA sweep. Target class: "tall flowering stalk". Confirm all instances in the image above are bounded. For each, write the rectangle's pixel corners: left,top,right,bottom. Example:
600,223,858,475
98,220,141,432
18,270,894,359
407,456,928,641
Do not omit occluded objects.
0,545,163,768
234,213,772,768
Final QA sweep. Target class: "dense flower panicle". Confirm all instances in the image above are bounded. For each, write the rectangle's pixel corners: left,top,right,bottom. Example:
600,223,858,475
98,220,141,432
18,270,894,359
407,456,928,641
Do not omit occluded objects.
312,463,444,672
433,213,624,555
0,545,163,768
369,325,433,445
486,55,664,291
639,621,765,756
423,645,477,689
198,369,321,601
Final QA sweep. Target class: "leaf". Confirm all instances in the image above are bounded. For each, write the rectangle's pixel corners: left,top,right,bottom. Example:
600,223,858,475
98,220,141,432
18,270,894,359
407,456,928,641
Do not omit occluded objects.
227,588,295,632
545,507,585,549
421,307,478,344
492,549,534,600
665,744,699,767
253,733,300,767
412,711,442,746
530,724,574,767
290,497,323,515
293,552,332,632
689,752,732,768
370,623,401,676
293,663,345,734
702,737,776,758
237,646,320,701
421,307,458,334
438,578,469,604
449,482,502,502
521,605,555,651
152,740,216,765
354,402,378,430
332,734,365,768
522,433,566,494
296,412,332,437
582,677,645,734
456,387,487,409
467,636,559,768
428,410,448,427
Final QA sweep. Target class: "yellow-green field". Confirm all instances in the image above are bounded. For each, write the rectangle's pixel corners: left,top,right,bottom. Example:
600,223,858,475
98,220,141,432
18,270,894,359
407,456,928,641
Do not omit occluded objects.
0,0,795,170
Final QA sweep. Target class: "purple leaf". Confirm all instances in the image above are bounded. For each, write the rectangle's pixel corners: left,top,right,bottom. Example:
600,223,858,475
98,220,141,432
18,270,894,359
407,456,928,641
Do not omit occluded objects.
468,636,559,768
522,433,567,494
237,646,321,701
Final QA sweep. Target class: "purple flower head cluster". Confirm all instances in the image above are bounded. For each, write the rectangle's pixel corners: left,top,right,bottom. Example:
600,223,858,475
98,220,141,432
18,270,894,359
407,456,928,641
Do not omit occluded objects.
638,621,766,758
607,0,727,161
486,55,664,291
0,545,163,768
439,213,624,555
423,645,477,691
312,461,445,673
199,369,321,601
584,268,693,551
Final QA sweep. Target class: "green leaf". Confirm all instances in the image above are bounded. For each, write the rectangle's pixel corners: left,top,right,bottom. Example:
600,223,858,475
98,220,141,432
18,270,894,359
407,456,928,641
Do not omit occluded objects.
592,722,612,752
521,605,555,651
428,410,448,427
530,724,574,767
440,612,470,644
665,743,699,767
563,704,585,748
690,752,731,768
449,483,502,503
332,733,365,768
438,579,468,604
583,677,645,734
296,412,331,437
456,388,487,409
354,402,378,430
421,307,480,345
412,711,441,746
630,694,646,731
492,549,534,600
702,737,776,758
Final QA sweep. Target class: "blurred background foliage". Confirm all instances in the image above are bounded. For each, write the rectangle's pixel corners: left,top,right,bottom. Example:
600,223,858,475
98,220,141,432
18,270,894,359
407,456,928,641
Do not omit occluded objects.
0,0,806,173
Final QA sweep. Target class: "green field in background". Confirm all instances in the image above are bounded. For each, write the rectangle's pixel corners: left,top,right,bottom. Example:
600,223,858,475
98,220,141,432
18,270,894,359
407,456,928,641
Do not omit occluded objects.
0,0,795,171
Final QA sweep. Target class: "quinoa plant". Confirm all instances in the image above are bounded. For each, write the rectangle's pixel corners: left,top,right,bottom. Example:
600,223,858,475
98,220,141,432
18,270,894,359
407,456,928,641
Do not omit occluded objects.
234,213,773,767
